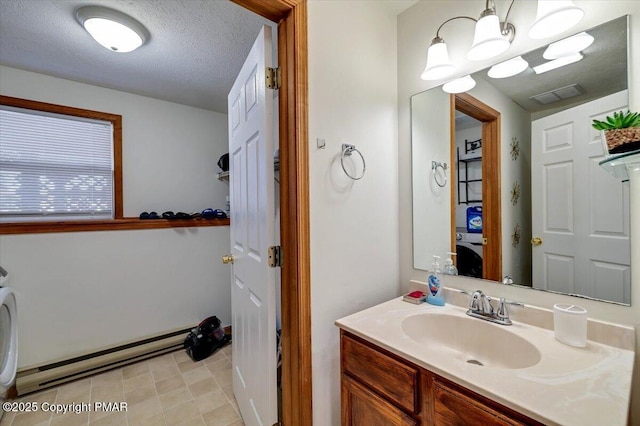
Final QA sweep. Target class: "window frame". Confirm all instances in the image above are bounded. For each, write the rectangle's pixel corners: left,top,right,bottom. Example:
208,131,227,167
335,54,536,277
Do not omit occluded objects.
0,95,228,234
1,95,123,222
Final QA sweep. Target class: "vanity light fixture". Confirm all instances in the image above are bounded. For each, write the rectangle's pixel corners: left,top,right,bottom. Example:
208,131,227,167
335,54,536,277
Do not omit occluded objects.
442,75,476,94
421,0,586,81
420,0,515,80
529,1,584,40
487,56,529,79
76,6,150,53
543,32,594,60
533,53,583,75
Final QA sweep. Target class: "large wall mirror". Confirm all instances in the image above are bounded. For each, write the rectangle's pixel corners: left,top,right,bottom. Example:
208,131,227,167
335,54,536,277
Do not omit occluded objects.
412,16,631,305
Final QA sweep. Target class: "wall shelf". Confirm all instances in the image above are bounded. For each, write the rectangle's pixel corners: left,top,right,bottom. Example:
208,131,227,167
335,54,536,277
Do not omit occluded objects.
457,147,482,205
599,150,640,182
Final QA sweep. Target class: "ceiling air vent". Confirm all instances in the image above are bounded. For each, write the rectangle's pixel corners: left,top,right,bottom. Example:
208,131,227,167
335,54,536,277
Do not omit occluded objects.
530,83,585,105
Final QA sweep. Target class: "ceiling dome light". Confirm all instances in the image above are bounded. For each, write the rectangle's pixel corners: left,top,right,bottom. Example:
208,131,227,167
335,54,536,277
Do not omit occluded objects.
467,12,510,61
421,37,456,81
488,56,529,78
76,6,150,53
443,75,476,94
529,1,584,40
543,32,594,60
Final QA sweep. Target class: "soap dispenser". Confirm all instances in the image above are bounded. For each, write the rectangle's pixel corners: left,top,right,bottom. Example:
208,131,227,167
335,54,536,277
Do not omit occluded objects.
427,255,445,306
443,252,458,276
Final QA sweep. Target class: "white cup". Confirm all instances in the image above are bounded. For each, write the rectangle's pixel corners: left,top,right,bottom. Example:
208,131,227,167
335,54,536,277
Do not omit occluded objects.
553,304,588,347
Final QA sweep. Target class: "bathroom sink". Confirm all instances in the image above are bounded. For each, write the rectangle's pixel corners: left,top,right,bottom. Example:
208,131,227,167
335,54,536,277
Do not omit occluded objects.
401,313,541,369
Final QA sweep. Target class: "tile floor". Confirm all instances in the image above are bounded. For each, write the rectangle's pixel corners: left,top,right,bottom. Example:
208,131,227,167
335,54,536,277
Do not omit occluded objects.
1,344,243,426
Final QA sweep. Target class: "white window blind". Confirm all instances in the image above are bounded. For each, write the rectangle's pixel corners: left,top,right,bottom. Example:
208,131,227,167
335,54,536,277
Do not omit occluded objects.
0,105,114,222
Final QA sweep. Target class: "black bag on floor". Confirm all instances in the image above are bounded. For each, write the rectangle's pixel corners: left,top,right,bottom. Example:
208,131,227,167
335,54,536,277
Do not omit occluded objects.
184,316,231,361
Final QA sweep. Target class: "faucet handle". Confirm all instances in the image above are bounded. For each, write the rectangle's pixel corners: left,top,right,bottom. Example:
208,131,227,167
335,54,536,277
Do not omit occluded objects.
481,294,494,315
469,290,483,311
496,297,523,320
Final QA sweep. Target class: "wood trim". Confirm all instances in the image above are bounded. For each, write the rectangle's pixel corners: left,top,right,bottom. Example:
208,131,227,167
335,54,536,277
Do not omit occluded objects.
449,94,457,259
454,93,502,281
0,218,229,235
231,1,312,425
232,0,298,22
482,117,502,281
113,116,124,219
0,95,125,220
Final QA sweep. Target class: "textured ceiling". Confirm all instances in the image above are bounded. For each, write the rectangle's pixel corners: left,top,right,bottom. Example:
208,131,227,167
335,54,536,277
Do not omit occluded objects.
476,16,628,116
0,0,274,113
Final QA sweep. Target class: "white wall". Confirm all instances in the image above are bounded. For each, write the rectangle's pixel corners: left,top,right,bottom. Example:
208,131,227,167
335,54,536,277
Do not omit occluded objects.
0,67,232,367
398,1,640,423
308,1,411,424
0,227,231,367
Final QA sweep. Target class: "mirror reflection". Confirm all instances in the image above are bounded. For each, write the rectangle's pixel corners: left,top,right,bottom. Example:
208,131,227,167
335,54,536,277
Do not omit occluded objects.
412,16,631,305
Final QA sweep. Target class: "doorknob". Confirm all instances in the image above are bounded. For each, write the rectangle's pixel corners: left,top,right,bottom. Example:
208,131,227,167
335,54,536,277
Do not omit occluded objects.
531,237,543,246
222,254,235,264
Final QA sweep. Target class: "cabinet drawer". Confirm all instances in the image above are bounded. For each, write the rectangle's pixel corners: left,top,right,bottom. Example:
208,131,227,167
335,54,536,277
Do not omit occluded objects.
342,375,418,426
433,379,525,426
342,333,419,414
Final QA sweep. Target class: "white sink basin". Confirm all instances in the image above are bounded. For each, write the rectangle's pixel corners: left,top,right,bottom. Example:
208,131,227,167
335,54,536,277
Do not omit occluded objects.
401,313,541,369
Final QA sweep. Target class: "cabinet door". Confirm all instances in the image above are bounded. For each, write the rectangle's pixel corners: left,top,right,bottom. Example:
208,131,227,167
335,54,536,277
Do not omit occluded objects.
342,333,419,413
342,375,418,426
432,379,525,426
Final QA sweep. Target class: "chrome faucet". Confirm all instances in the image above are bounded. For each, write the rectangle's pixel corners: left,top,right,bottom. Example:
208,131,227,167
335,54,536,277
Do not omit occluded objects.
462,290,523,326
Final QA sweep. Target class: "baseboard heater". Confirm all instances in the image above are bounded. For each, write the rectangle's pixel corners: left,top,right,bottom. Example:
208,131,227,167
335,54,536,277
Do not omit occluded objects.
16,327,192,396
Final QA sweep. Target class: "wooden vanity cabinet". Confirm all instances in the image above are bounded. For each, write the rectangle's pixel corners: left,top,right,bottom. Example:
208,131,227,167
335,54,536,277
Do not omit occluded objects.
340,330,543,426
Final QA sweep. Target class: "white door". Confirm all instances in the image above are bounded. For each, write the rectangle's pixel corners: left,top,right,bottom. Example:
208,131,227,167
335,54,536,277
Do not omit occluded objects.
228,25,277,425
531,91,631,303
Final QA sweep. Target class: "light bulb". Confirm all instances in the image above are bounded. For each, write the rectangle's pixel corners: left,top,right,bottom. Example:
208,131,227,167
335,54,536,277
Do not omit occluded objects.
443,75,476,93
83,18,143,52
488,56,529,79
421,38,456,80
529,1,584,40
467,14,510,61
543,32,594,60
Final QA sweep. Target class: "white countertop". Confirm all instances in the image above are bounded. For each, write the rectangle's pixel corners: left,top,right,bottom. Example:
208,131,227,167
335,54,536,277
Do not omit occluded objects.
335,296,635,426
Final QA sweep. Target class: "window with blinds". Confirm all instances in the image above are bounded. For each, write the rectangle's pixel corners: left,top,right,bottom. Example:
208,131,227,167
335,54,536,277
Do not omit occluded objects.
0,105,114,222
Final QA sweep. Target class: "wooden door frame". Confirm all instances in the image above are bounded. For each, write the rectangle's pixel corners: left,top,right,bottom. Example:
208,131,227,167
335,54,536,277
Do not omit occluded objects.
450,93,502,281
232,1,312,425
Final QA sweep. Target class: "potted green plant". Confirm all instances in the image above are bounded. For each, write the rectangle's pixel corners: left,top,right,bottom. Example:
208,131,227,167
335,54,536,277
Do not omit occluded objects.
592,110,640,155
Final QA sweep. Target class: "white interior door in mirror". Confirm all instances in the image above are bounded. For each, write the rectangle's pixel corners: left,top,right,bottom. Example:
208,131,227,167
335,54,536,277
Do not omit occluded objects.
531,91,630,304
228,25,277,425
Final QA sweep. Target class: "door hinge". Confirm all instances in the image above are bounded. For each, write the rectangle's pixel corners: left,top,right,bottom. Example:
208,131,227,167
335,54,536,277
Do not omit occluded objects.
268,245,283,267
266,67,280,90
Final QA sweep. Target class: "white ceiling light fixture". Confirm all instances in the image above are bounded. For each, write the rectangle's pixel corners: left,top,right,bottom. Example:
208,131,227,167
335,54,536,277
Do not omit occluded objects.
488,56,529,78
533,53,583,74
76,6,150,53
529,1,584,40
467,7,512,61
420,0,516,81
421,37,456,80
543,32,594,60
443,75,477,94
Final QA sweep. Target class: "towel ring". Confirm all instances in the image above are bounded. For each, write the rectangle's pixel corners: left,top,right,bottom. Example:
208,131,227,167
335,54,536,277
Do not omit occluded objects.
432,161,448,188
341,144,366,180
